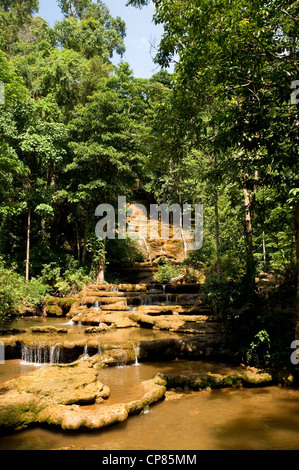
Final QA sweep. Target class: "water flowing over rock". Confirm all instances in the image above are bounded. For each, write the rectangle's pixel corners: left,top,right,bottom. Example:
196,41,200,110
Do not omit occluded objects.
21,343,64,365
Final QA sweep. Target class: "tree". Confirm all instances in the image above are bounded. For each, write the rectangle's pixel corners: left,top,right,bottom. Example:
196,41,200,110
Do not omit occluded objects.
0,0,39,52
55,1,126,60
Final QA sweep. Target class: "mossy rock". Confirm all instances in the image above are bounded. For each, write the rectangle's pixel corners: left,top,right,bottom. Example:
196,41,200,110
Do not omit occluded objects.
57,298,77,309
46,304,63,317
28,326,68,334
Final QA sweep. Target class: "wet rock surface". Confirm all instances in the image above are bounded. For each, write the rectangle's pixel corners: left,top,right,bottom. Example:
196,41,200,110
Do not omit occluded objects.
0,356,167,433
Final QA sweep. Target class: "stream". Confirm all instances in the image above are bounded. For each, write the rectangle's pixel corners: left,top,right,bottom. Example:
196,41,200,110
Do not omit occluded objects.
1,317,299,450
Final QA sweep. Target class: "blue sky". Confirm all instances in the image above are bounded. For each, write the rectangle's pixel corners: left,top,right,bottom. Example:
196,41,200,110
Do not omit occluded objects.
38,0,170,78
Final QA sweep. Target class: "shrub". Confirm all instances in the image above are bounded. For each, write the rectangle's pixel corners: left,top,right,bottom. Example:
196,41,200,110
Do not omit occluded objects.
154,261,181,284
41,256,90,297
106,238,146,267
0,259,50,320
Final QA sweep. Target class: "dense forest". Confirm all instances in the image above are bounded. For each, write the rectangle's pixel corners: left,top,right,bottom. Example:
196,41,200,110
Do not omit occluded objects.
0,0,298,366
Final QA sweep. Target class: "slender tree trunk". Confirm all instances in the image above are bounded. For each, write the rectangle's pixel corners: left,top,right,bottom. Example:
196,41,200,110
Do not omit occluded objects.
262,231,267,272
244,187,255,286
97,254,105,284
82,209,89,265
210,144,222,279
214,190,221,280
96,240,106,284
25,202,31,283
75,221,81,264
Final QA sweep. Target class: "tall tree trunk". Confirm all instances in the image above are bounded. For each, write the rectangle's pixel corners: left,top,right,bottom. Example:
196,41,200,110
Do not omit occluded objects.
262,230,267,272
210,136,222,279
25,202,31,283
82,209,89,265
97,253,105,284
214,190,221,280
76,223,81,264
244,187,255,287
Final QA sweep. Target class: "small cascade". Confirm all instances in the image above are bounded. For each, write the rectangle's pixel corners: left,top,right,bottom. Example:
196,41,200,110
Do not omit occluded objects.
21,343,63,365
49,344,62,364
137,233,152,263
93,301,100,311
162,285,166,295
130,307,138,312
110,286,119,293
83,343,89,359
98,345,103,356
141,296,153,307
132,344,140,366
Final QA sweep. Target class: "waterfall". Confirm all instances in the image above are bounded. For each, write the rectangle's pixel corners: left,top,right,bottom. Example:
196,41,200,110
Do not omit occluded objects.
162,285,166,294
21,343,62,365
94,301,100,311
141,296,153,306
49,344,62,364
83,343,89,359
110,286,119,293
98,345,103,356
137,233,152,263
132,344,140,366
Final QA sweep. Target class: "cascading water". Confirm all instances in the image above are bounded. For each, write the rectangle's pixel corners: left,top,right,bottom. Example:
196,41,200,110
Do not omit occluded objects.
132,344,140,366
94,301,100,311
136,233,152,263
111,286,119,293
49,344,62,364
83,343,89,359
21,343,63,366
141,296,153,306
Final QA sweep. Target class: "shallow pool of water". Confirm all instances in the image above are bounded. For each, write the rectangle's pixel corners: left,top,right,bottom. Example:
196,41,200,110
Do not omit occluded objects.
1,316,182,347
1,359,299,450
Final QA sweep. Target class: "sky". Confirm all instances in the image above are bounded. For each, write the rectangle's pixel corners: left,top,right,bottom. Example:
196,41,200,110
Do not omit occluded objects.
38,0,171,78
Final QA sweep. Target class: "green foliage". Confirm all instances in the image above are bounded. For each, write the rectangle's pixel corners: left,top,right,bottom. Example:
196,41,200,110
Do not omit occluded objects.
203,277,295,367
154,260,181,284
54,2,126,59
40,257,90,297
0,259,49,319
245,330,271,368
106,238,146,267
